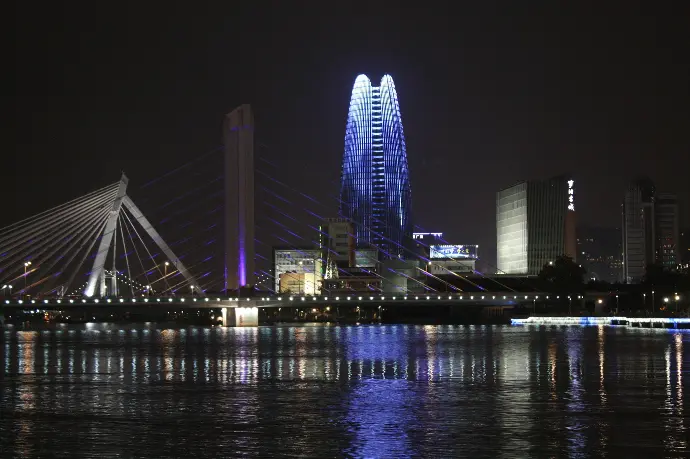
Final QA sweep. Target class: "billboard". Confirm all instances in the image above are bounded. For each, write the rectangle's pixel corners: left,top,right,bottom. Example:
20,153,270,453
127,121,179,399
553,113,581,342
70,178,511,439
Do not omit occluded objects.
429,245,478,259
355,249,378,268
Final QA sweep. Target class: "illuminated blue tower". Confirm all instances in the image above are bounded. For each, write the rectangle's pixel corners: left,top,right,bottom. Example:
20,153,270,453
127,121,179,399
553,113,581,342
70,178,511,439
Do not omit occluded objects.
340,74,412,259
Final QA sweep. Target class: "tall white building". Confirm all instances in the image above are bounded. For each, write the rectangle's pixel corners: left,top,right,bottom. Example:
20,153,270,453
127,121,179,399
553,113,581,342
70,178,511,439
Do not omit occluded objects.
497,176,577,275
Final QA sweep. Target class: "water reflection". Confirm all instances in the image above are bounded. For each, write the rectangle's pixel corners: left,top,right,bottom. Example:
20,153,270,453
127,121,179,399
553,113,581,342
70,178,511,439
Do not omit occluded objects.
1,324,688,458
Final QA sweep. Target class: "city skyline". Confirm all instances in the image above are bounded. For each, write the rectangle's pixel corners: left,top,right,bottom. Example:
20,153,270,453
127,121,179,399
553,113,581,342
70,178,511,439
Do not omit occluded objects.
8,3,690,270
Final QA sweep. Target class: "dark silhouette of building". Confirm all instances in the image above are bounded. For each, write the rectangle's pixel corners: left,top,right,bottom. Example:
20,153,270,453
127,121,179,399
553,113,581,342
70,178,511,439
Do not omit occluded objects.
577,227,623,283
622,178,680,282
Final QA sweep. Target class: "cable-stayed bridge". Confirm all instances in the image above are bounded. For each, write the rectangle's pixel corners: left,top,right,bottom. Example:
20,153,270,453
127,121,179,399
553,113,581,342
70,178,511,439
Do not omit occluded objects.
1,105,596,325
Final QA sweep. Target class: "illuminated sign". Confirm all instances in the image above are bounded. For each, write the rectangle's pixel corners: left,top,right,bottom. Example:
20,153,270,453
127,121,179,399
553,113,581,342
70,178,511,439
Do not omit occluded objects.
413,232,443,240
355,249,378,268
430,245,478,259
567,179,575,211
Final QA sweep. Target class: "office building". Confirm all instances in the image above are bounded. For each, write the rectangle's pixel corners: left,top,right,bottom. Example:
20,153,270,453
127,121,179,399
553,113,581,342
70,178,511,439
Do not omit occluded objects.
278,272,320,295
320,218,355,269
339,74,412,259
655,193,680,269
622,178,680,283
273,248,323,294
496,175,577,275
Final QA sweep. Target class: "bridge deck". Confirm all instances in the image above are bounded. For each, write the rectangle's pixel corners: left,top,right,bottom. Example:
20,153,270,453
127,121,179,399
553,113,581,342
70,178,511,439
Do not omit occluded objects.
3,292,592,309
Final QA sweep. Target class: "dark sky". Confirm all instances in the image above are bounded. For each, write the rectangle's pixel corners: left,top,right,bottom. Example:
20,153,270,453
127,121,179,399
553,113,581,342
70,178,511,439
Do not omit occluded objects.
10,2,690,270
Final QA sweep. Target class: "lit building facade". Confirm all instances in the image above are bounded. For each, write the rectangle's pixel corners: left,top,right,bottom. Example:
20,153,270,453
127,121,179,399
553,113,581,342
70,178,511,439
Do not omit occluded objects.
320,218,355,269
496,175,577,275
340,74,412,260
273,248,323,294
278,272,320,295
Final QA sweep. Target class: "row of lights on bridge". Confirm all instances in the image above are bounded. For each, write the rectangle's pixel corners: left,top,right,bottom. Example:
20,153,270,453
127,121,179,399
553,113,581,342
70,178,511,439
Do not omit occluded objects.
4,294,587,305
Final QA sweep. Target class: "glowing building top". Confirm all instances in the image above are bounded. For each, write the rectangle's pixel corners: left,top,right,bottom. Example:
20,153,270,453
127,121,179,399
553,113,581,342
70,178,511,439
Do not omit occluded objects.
339,74,412,259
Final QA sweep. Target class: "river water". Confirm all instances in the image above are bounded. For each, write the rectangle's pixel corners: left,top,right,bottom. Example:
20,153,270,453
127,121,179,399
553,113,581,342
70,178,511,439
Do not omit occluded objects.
1,324,688,458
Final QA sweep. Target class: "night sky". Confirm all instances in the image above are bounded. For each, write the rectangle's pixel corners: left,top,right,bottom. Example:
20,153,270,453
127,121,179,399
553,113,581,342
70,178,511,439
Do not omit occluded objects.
10,2,690,270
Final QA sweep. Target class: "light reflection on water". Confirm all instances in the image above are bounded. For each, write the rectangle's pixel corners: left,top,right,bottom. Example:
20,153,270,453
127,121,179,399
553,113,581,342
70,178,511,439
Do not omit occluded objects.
1,324,689,458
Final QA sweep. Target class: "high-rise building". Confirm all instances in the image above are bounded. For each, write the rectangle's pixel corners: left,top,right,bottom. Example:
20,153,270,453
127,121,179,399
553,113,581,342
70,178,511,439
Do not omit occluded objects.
272,248,323,294
622,179,680,282
320,218,355,269
339,74,412,260
655,193,680,269
496,175,577,275
621,178,655,283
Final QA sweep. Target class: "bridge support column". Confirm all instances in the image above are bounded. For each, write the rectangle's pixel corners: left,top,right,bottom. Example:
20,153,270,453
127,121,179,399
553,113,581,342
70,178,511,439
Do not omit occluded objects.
223,105,255,292
220,305,259,327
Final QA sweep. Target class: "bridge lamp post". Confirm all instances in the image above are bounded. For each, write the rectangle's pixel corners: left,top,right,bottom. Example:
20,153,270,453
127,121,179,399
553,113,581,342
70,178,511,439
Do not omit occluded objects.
643,293,647,315
23,261,32,290
652,290,655,313
674,295,680,314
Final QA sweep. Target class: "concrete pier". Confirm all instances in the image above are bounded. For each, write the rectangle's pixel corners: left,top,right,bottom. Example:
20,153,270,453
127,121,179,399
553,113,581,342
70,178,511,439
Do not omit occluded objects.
219,304,259,327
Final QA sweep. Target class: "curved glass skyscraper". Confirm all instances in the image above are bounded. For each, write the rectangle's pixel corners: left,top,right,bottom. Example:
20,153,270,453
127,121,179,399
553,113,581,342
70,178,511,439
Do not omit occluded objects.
340,74,412,259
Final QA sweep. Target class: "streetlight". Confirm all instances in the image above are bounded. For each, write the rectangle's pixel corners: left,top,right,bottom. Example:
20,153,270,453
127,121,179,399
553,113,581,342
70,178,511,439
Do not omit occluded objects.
643,293,647,315
652,290,655,313
615,295,619,315
23,261,32,290
164,261,170,277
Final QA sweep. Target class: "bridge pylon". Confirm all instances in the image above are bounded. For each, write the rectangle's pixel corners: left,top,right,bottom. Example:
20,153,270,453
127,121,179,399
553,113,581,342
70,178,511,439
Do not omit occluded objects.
84,174,201,297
